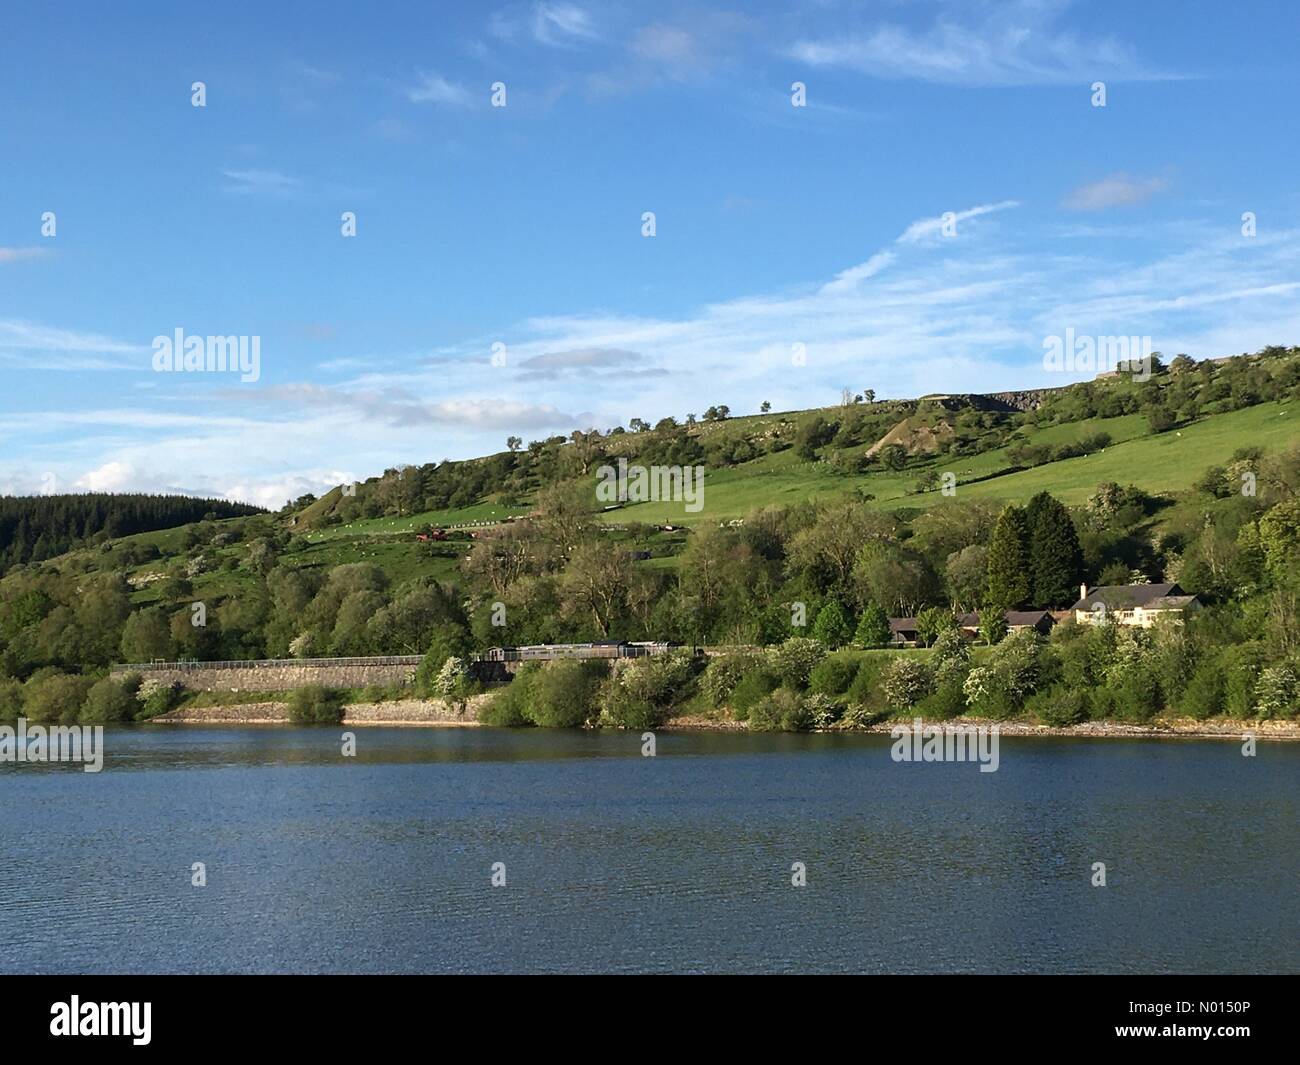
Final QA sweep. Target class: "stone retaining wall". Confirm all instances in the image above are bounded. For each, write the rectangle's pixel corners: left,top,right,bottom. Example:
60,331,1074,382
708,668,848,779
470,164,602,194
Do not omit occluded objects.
156,695,490,725
113,661,419,692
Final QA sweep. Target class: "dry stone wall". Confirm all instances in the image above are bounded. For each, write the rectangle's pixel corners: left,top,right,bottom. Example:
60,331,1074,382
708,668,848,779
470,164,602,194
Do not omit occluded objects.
112,659,420,692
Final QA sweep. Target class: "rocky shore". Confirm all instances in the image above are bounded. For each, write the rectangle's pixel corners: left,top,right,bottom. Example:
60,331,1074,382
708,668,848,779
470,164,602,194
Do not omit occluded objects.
152,699,1300,740
154,695,490,727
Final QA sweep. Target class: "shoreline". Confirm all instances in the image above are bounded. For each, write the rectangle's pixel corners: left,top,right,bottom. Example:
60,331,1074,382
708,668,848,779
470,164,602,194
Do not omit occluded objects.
151,701,1300,740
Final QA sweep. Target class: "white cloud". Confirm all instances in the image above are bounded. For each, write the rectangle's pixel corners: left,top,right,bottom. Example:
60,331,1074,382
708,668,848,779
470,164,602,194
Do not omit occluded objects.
820,252,896,295
531,3,597,47
7,206,1300,503
0,247,49,264
1064,174,1171,211
74,461,137,492
0,319,145,370
790,1,1179,87
407,71,475,106
897,201,1021,244
221,168,301,196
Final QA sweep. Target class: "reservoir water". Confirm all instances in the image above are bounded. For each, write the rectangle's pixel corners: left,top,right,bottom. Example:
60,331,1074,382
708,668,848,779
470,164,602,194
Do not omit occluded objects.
2,727,1296,974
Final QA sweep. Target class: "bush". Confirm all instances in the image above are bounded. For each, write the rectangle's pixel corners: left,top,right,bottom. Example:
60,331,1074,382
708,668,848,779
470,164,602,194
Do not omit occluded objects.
135,676,183,718
598,652,695,729
919,683,967,720
80,677,138,723
767,637,826,690
287,684,345,725
1110,670,1161,723
1030,686,1090,727
1254,665,1298,719
415,623,473,695
804,693,841,728
24,673,96,724
748,688,812,732
846,657,885,705
700,653,758,707
729,669,780,720
523,659,607,728
1223,644,1266,718
0,676,24,721
1180,660,1224,720
479,663,538,727
809,651,861,696
881,657,933,711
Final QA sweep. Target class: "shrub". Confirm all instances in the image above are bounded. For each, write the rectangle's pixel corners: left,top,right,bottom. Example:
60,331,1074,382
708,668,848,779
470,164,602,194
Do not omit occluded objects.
809,651,861,696
23,673,95,724
0,676,24,721
432,656,472,699
1030,686,1089,727
838,703,876,729
700,653,758,707
135,677,183,718
1223,644,1266,718
597,652,695,729
287,684,345,725
804,693,841,728
80,677,138,724
479,663,538,727
1180,660,1224,720
1110,671,1161,723
748,688,812,732
523,659,607,728
881,657,933,711
919,683,967,720
1254,665,1298,719
767,637,827,690
730,669,780,720
846,657,885,705
415,623,473,695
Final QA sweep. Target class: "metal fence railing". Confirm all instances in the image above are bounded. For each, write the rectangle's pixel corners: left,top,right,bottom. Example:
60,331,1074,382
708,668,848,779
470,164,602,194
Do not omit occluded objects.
113,655,424,672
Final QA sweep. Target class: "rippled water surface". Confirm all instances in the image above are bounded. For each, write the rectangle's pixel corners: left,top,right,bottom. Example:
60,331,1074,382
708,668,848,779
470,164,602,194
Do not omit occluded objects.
1,726,1296,973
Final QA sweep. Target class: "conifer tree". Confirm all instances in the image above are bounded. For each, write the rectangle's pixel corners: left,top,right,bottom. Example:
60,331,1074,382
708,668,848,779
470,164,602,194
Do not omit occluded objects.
984,504,1031,609
1026,492,1084,606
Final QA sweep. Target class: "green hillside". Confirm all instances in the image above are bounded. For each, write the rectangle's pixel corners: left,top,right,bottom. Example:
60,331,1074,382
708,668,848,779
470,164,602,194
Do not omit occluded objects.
4,345,1300,732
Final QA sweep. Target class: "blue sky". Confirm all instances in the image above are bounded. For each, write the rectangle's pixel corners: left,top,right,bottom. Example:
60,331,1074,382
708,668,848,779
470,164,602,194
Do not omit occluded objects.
2,0,1299,506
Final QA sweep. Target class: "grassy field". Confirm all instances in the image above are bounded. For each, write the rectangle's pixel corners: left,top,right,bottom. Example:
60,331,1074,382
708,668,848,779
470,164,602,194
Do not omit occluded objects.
587,398,1295,525
37,378,1298,599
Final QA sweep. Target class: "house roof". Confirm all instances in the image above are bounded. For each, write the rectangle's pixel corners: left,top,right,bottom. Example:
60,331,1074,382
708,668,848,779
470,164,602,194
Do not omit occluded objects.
1145,595,1199,610
1005,610,1055,627
889,618,918,632
956,610,1053,628
1070,583,1183,611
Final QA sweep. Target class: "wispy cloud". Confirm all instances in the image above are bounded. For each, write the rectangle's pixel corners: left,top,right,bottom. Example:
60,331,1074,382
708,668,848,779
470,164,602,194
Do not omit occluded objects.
0,319,144,370
897,200,1021,244
790,1,1180,87
407,70,475,107
1064,174,1172,210
0,247,50,264
221,168,301,197
531,3,598,47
